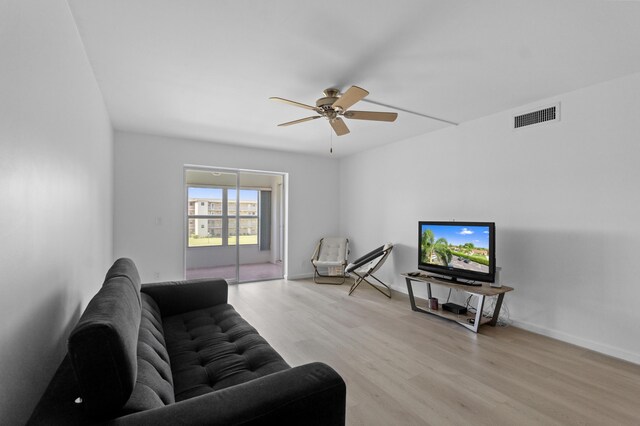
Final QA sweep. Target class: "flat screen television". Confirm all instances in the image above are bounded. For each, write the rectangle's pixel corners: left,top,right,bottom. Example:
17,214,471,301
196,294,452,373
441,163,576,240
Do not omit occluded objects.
418,221,496,283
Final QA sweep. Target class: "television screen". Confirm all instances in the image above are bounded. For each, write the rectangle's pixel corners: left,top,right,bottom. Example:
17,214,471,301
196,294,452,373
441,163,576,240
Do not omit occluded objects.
418,221,495,283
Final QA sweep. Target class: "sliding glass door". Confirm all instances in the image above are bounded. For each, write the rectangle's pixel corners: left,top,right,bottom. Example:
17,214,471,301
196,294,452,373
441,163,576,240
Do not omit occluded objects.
237,172,283,282
185,167,284,283
186,170,238,281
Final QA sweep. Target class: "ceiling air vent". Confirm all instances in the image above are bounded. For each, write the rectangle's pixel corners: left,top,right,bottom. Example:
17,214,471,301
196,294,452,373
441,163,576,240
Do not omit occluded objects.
514,103,560,129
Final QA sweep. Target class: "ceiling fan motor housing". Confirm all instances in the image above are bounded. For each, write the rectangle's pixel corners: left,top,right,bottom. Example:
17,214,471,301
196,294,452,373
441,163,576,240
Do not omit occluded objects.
316,89,341,119
316,97,339,109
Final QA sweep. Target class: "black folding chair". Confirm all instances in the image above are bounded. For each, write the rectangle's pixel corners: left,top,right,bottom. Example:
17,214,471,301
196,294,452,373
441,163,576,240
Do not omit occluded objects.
346,243,394,298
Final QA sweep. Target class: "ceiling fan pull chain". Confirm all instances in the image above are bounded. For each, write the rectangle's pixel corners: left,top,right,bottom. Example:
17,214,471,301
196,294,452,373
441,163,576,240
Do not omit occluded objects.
330,127,333,154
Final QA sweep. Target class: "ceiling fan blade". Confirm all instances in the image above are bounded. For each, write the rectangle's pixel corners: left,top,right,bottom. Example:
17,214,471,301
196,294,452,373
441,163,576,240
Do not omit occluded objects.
269,97,318,111
330,117,350,136
277,116,322,127
332,86,369,111
343,110,398,122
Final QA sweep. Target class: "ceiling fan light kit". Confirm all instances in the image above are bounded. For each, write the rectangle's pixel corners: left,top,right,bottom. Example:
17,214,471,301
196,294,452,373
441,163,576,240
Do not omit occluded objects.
270,85,398,137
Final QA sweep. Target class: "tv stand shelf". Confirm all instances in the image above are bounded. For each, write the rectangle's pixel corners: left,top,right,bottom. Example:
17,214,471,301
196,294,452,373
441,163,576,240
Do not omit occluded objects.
401,273,513,333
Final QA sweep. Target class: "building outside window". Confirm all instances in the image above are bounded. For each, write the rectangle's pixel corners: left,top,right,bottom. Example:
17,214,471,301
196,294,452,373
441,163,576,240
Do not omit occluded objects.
187,187,259,247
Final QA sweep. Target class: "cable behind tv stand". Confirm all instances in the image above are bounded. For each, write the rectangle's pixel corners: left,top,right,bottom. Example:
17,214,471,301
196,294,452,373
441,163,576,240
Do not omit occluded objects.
402,272,513,332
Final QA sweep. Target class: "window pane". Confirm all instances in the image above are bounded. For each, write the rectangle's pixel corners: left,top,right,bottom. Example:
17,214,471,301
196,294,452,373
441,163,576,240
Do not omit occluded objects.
228,189,258,216
228,218,237,245
188,187,223,216
228,217,258,245
228,189,236,216
188,218,222,247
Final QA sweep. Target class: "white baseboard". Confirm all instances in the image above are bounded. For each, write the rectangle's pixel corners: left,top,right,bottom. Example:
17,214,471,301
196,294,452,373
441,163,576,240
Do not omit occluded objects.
390,283,639,365
285,273,314,280
511,319,640,365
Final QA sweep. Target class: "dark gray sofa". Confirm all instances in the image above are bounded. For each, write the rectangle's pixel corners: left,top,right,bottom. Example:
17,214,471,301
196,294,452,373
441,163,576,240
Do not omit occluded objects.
28,258,346,425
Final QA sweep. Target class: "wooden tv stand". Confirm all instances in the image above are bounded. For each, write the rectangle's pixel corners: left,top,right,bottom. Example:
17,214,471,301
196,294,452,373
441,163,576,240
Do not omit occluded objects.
402,273,513,333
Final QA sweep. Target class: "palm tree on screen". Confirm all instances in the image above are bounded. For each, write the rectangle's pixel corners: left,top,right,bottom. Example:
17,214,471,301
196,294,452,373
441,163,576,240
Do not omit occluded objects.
422,229,452,266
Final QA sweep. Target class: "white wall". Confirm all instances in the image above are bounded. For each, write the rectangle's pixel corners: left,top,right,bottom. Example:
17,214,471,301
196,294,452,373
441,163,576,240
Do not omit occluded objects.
339,72,640,364
114,131,339,282
0,1,113,424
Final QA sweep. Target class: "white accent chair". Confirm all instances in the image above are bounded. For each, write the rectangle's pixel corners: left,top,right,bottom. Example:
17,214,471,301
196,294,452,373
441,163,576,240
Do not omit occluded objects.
311,237,350,284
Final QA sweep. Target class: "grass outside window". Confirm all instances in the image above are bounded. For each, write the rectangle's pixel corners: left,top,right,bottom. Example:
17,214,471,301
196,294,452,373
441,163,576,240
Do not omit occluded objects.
189,235,258,247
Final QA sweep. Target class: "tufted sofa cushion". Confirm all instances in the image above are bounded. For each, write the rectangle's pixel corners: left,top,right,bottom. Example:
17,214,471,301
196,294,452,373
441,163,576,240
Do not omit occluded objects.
122,293,175,413
163,303,290,401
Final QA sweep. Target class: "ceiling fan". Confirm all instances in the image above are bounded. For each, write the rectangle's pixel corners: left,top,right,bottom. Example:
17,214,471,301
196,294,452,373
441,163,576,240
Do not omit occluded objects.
269,86,398,136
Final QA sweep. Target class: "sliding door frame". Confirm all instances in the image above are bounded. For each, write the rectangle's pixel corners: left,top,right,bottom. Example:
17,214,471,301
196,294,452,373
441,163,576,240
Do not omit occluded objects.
183,164,287,283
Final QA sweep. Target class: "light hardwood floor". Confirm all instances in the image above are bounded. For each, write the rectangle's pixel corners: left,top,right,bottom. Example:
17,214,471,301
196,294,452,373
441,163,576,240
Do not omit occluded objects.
228,279,640,426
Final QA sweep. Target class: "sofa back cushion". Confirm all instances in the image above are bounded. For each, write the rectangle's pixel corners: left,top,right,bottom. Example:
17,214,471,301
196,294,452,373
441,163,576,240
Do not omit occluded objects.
67,258,142,416
122,293,175,412
103,257,142,305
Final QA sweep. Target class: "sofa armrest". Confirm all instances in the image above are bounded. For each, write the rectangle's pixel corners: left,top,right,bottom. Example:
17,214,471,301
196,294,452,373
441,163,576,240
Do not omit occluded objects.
107,362,346,426
141,278,228,316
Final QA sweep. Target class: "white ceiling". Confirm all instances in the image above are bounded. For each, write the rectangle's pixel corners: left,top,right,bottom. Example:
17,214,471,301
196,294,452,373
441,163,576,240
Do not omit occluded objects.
68,0,640,157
